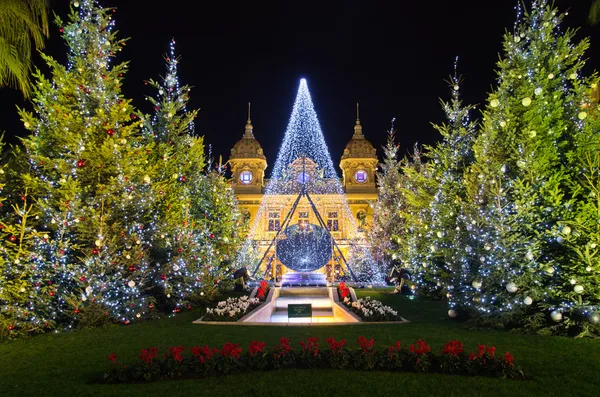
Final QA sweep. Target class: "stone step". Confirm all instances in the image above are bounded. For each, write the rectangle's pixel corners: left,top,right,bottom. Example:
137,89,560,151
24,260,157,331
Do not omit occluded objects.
270,309,335,323
279,287,329,297
274,297,332,309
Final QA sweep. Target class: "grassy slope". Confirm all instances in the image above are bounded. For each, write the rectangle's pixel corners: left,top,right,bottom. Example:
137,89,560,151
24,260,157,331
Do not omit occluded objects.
0,289,599,397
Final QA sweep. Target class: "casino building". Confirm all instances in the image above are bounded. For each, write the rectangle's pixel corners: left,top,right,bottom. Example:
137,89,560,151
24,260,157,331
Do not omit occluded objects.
227,106,379,280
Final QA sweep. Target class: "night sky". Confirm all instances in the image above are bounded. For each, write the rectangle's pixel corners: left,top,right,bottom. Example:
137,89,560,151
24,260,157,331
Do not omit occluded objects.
1,0,599,175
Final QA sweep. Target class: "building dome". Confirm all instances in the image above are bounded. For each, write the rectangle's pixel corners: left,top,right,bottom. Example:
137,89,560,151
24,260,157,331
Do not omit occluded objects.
341,119,376,160
230,109,266,160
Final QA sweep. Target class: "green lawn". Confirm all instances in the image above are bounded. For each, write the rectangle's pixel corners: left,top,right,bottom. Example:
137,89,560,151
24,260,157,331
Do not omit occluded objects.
1,289,599,397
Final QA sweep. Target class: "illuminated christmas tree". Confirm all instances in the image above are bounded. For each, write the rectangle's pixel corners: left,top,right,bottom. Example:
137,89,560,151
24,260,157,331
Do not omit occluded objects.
0,137,56,338
455,0,599,333
141,39,206,310
425,66,479,312
18,0,156,325
370,124,404,266
240,79,381,282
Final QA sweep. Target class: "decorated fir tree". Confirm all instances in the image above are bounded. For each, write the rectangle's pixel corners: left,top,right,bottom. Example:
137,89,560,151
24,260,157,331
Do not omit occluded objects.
18,0,156,325
370,124,404,267
140,38,206,310
0,137,57,339
424,66,479,313
394,145,439,296
455,0,598,333
557,86,600,335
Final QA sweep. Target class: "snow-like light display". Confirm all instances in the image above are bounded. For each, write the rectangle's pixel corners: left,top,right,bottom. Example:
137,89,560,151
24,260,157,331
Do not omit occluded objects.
270,79,341,183
237,79,382,282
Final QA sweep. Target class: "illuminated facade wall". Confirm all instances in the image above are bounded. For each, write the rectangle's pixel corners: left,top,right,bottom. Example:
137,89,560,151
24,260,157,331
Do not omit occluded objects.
228,112,378,279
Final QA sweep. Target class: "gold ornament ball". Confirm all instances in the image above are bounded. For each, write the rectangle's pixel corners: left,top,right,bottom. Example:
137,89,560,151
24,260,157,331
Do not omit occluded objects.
522,97,532,106
578,112,588,120
490,98,500,108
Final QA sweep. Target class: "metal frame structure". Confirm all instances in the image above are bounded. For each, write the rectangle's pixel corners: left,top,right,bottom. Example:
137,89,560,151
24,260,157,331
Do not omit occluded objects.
251,157,357,281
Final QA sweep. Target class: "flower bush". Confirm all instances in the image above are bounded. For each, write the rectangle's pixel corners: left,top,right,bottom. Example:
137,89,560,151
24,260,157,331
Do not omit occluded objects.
202,296,261,322
345,296,401,322
103,337,526,383
355,335,377,370
272,337,295,369
299,337,322,368
338,282,350,300
256,281,269,301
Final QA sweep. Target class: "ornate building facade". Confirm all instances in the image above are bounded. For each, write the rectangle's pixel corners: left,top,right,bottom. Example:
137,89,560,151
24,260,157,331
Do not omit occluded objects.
228,106,378,280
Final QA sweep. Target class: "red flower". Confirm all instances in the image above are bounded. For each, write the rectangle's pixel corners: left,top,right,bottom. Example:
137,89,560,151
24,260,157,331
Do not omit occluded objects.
387,341,401,359
339,282,350,299
477,344,487,358
487,346,496,358
357,336,375,355
249,340,266,356
139,347,158,364
190,345,217,364
442,340,464,357
300,337,320,356
503,351,514,367
409,339,430,355
167,346,184,362
257,281,269,299
325,337,347,353
220,342,242,359
468,352,476,361
107,353,117,364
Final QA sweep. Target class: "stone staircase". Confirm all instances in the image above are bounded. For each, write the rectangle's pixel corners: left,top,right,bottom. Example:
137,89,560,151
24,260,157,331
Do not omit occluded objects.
271,273,334,323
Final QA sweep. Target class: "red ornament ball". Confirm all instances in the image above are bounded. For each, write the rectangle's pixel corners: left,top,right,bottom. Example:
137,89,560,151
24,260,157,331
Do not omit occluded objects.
209,233,215,239
76,159,86,168
79,276,86,282
130,114,137,120
91,248,99,255
106,128,115,136
128,265,136,272
59,27,64,33
9,235,17,242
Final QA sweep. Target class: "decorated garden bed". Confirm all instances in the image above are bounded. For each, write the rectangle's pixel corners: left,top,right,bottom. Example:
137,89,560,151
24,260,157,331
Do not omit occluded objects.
199,281,270,322
337,283,403,322
102,336,525,383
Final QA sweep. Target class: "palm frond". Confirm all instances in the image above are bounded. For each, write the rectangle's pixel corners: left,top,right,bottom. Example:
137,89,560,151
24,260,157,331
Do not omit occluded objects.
590,0,600,25
0,0,49,97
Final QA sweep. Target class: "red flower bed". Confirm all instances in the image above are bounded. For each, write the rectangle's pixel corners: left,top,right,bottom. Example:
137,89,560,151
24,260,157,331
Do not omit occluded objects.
103,337,525,383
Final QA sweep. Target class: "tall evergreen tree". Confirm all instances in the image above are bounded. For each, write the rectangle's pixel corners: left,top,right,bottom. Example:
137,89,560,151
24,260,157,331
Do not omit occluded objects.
18,0,156,325
370,123,404,268
141,39,205,310
455,0,597,333
425,65,479,312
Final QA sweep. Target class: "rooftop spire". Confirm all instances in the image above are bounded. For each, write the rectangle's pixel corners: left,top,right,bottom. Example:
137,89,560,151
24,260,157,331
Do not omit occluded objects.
244,102,254,138
353,102,364,138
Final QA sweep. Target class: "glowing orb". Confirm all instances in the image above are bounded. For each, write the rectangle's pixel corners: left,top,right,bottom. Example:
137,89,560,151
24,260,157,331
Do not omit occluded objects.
276,223,332,272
